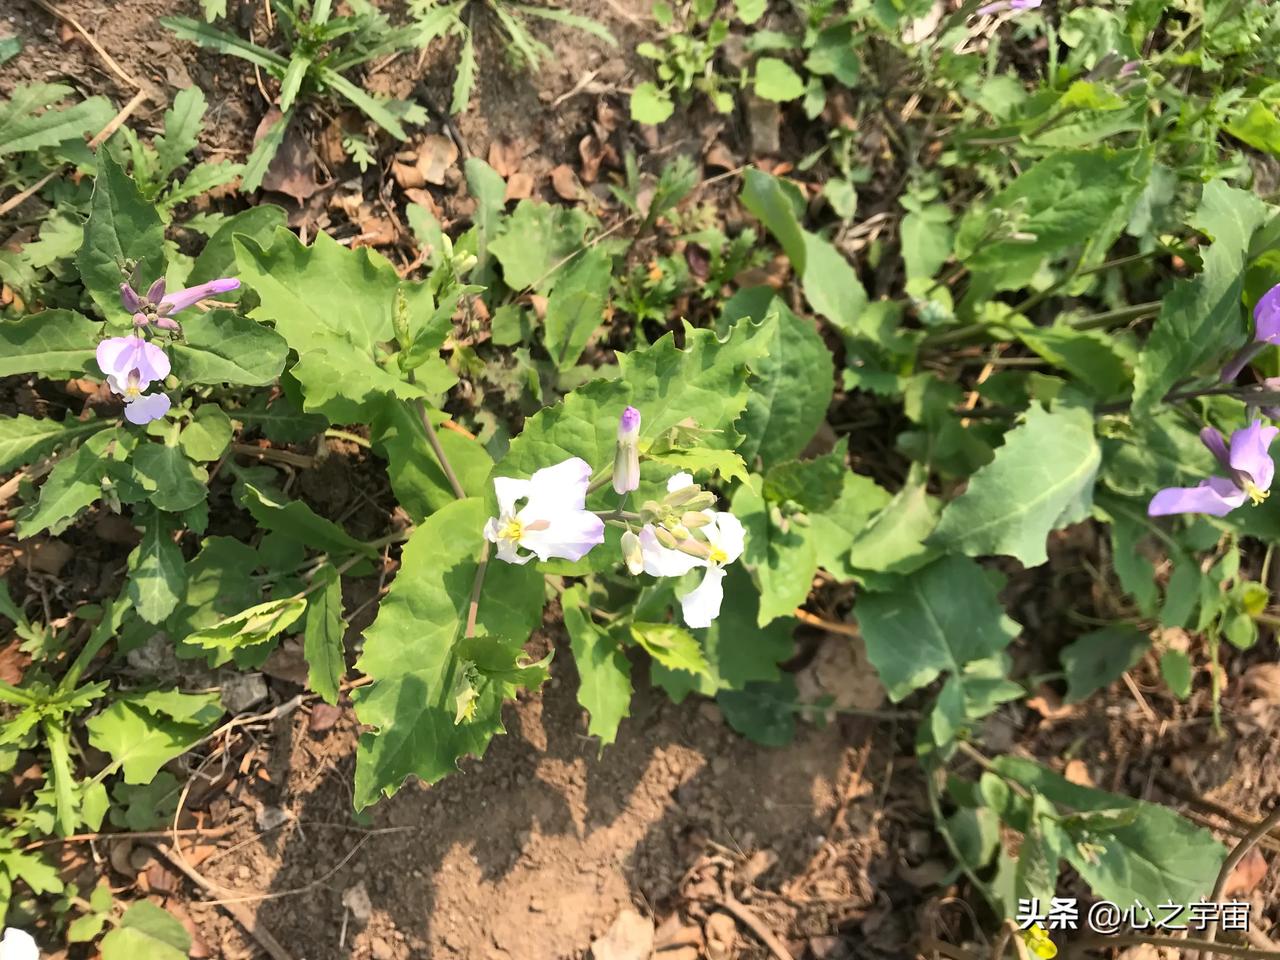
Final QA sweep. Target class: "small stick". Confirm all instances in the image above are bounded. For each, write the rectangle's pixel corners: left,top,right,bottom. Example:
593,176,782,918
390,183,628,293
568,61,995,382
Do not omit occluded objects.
0,172,57,217
88,87,151,148
709,897,795,960
792,608,861,639
30,0,143,90
22,823,238,851
1198,803,1280,960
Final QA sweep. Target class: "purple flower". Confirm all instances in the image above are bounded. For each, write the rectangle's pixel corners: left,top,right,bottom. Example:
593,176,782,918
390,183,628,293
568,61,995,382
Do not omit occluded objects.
1148,420,1278,517
1220,284,1280,381
976,0,1041,15
613,406,642,495
120,276,240,330
123,391,171,425
96,335,172,425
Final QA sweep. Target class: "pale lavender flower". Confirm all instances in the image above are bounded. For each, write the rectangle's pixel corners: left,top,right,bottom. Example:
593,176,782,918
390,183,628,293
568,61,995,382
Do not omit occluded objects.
123,392,172,425
613,406,642,495
976,0,1041,16
484,457,606,564
1148,420,1278,517
96,335,172,425
1221,284,1280,381
120,276,240,330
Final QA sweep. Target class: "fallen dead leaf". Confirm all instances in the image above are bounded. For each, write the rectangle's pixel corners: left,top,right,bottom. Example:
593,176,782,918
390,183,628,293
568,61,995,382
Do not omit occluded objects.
1064,759,1096,788
505,171,534,202
704,912,737,960
310,703,344,735
1026,684,1075,720
258,110,323,203
550,163,583,202
26,538,74,575
1223,847,1268,897
488,139,522,178
417,134,459,186
704,140,737,171
0,643,28,686
579,134,609,183
1244,663,1280,703
590,909,654,960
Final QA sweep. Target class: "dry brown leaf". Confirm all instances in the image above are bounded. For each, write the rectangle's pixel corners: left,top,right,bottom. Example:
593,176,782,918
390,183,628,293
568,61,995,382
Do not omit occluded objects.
417,134,459,186
1026,684,1074,720
26,538,73,575
403,188,441,219
0,643,28,686
505,171,534,202
488,139,522,178
1064,759,1096,787
392,155,425,190
550,163,583,201
1223,847,1267,897
590,909,654,960
257,109,322,202
579,134,605,184
1244,663,1280,702
704,140,738,171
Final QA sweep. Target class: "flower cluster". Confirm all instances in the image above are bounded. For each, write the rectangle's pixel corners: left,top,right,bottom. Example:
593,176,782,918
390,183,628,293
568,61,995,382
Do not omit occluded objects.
484,407,744,627
94,275,239,425
1149,420,1277,518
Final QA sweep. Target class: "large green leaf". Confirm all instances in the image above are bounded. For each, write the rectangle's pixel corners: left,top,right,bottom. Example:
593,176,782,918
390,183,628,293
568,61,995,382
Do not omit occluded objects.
100,901,191,960
239,483,376,557
543,246,612,370
303,567,346,705
1060,626,1149,703
18,428,127,538
86,690,222,784
930,403,1100,567
500,316,774,484
78,152,166,322
170,309,289,386
1133,182,1270,411
813,471,893,579
353,498,546,808
489,199,594,292
855,555,1021,701
0,85,113,156
736,302,834,469
131,444,209,513
994,757,1225,911
187,205,287,287
183,597,307,651
126,509,187,625
562,585,632,747
0,310,100,378
734,481,819,627
0,415,109,473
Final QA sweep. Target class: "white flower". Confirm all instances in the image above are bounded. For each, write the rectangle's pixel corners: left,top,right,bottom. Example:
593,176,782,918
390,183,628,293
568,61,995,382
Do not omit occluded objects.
484,457,605,564
634,474,745,628
0,927,38,960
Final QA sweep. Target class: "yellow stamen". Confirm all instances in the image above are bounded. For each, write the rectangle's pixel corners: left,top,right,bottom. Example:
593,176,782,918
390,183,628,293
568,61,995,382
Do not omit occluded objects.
708,546,728,565
1244,481,1270,506
499,517,524,541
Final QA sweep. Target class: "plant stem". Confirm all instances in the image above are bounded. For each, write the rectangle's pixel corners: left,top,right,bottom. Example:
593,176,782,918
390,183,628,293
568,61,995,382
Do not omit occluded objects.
465,542,490,638
412,399,468,500
1197,803,1280,960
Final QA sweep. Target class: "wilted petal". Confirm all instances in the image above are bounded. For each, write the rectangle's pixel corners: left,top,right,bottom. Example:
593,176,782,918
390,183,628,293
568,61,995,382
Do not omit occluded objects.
517,506,604,562
1,926,39,960
124,392,171,425
638,526,702,577
1148,477,1246,517
157,277,241,315
680,566,727,628
1228,419,1279,491
1199,427,1231,471
526,456,592,511
1255,283,1280,345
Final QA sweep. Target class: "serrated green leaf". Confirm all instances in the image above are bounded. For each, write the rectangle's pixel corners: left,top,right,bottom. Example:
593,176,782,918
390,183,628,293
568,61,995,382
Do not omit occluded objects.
184,596,307,651
762,440,847,512
18,428,126,538
303,567,345,704
239,483,375,556
930,403,1100,567
562,585,632,747
100,901,191,960
734,481,819,627
0,87,113,157
0,415,109,473
855,555,1021,701
813,471,893,579
131,444,208,513
451,31,476,115
126,509,186,624
1226,101,1280,156
490,199,594,292
1061,626,1149,703
644,447,749,485
0,310,100,378
630,622,711,676
155,86,206,176
78,152,166,323
1133,182,1270,411
353,498,546,808
86,692,222,783
187,205,287,288
736,302,834,469
240,107,289,192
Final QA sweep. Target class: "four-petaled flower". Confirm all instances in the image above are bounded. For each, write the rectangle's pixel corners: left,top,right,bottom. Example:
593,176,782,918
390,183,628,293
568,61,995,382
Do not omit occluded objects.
1149,419,1278,517
1221,283,1280,382
485,457,606,564
95,335,172,425
635,474,745,628
121,276,240,330
0,927,38,960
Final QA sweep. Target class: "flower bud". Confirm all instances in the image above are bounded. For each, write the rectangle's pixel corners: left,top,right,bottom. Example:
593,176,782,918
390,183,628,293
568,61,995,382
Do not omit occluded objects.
120,283,142,313
612,406,641,495
154,316,180,331
667,523,690,541
640,500,664,523
132,312,150,328
146,277,167,304
654,526,679,549
621,530,644,576
675,538,711,560
681,511,711,529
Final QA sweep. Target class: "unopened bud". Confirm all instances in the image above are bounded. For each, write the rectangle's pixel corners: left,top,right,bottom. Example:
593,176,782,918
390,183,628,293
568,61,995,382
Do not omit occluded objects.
676,538,711,561
132,312,150,328
667,523,690,541
791,511,810,527
621,530,644,576
146,277,167,304
153,316,180,331
681,511,711,529
654,526,679,549
120,283,142,313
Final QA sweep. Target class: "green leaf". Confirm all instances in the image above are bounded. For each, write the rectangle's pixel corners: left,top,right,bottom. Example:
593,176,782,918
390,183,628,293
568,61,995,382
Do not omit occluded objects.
18,428,126,538
741,168,808,269
184,597,307,651
996,313,1130,398
754,57,805,101
278,55,310,113
319,66,408,139
236,392,326,444
131,444,209,513
717,677,798,746
239,483,376,556
154,87,206,176
762,440,847,512
1061,626,1149,703
86,691,222,783
736,302,834,468
78,152,166,322
169,308,287,387
630,622,711,677
644,447,750,485
994,757,1225,911
562,585,632,746
734,481,818,626
0,310,100,378
930,403,1100,567
805,23,859,85
1226,101,1280,156
100,901,191,960
179,405,233,461
451,30,476,115
1133,182,1270,411
303,568,345,704
160,16,289,71
370,400,494,522
187,206,287,288
1159,649,1192,698
855,555,1021,701
353,498,546,807
0,415,109,473
501,317,773,482
630,82,674,125
813,471,893,579
0,86,113,156
544,246,612,370
240,108,290,191
126,509,187,624
490,200,594,292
